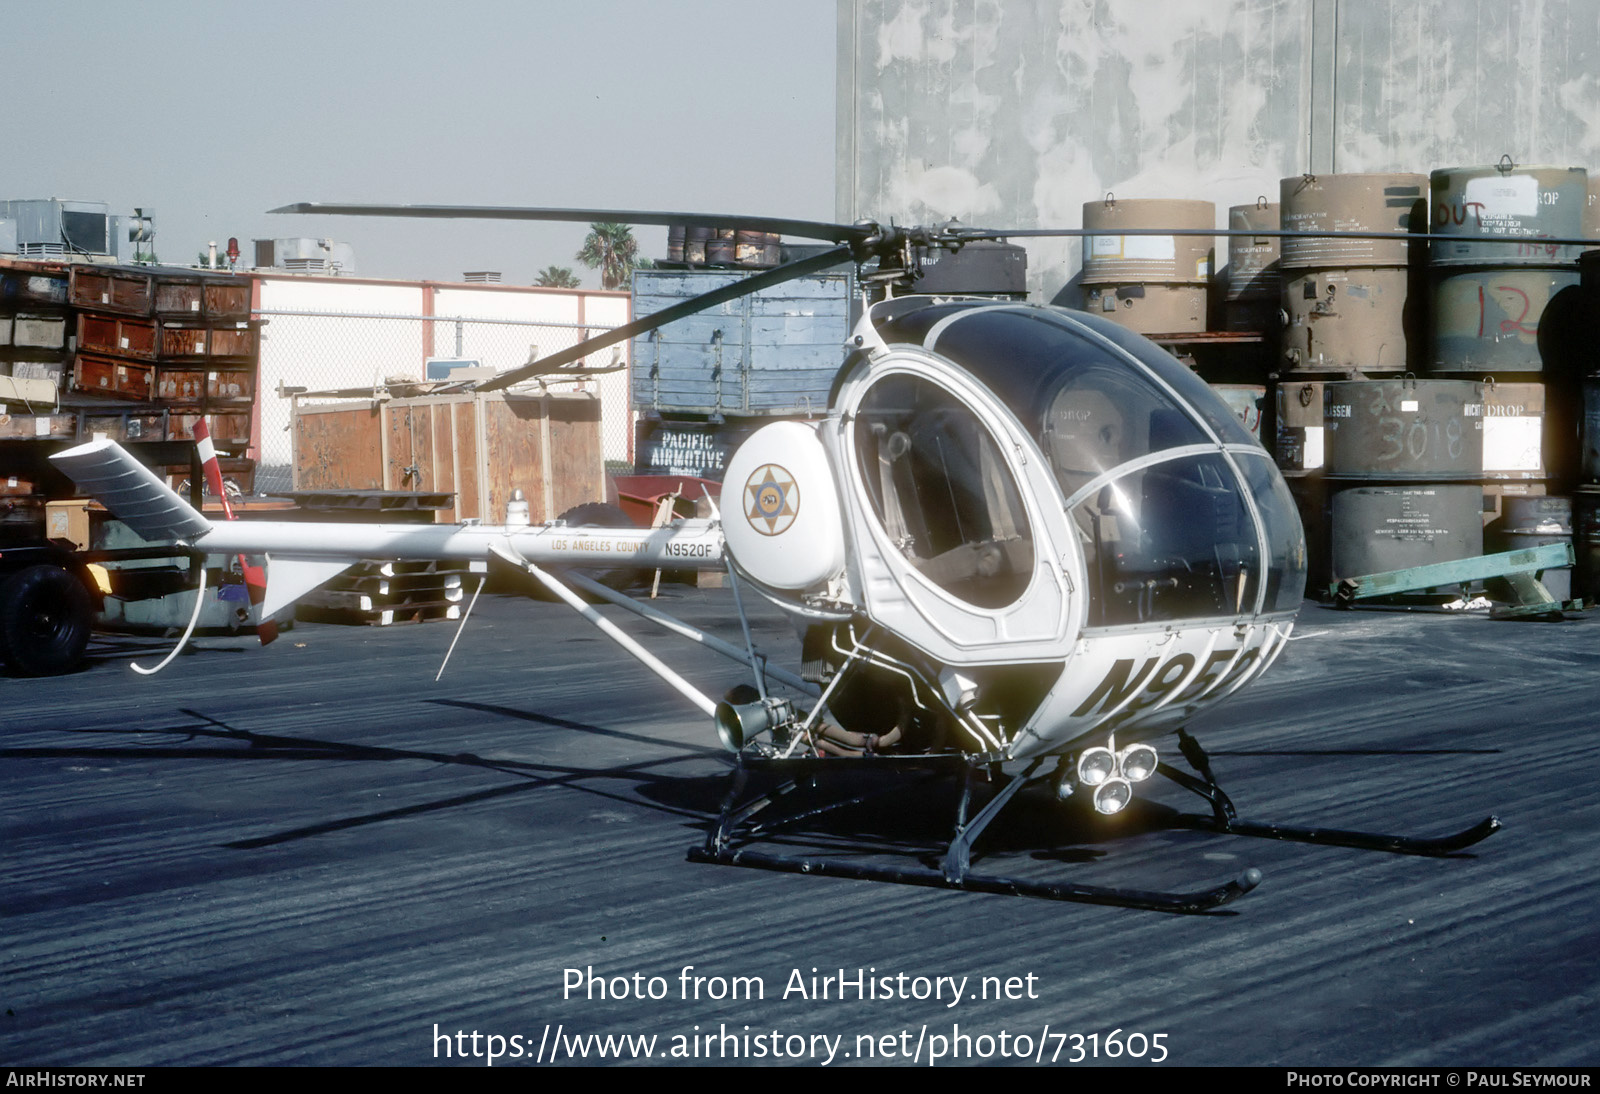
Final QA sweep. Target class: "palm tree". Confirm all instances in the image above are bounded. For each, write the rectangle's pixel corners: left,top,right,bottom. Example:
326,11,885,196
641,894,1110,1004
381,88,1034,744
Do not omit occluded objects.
576,223,639,290
534,265,582,288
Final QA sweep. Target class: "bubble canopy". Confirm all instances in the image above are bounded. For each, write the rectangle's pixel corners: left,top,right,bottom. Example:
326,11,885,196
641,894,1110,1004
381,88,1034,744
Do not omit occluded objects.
862,300,1306,626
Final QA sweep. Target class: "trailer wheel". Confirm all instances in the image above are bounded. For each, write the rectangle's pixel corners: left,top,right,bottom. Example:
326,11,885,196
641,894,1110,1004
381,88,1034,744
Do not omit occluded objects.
0,564,94,676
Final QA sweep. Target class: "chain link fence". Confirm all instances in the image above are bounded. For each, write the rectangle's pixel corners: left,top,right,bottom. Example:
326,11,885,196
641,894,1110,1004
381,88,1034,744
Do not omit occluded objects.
252,308,634,494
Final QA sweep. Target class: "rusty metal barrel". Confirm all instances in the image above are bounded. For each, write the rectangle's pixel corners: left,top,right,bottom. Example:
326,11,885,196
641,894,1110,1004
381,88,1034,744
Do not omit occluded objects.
1279,173,1427,372
1322,378,1484,481
1430,163,1587,372
682,225,712,265
666,224,686,263
1081,196,1213,334
735,230,781,268
1223,200,1281,331
706,228,738,265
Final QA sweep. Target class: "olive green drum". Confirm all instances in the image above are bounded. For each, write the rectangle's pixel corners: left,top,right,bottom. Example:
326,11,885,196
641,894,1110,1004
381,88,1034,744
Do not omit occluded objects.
1430,164,1588,372
1330,483,1483,581
1082,197,1213,334
1279,174,1426,371
1224,201,1280,332
1323,379,1484,481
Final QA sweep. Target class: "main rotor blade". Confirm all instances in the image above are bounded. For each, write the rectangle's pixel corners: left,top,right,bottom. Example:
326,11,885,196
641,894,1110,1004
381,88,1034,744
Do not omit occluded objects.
269,202,865,245
474,244,856,392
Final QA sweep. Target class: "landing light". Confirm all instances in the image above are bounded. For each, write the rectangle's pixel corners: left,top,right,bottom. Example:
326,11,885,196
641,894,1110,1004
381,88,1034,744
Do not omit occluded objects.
1077,747,1117,787
1119,743,1159,783
1093,778,1133,815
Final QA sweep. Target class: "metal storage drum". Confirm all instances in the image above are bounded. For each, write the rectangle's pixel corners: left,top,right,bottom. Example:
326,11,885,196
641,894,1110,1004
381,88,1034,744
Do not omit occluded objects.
1575,487,1600,601
1283,470,1331,591
1479,380,1548,480
1429,164,1587,372
1081,197,1213,334
1430,164,1587,266
1274,378,1325,471
1330,483,1483,580
1210,383,1265,441
1279,173,1426,371
706,231,737,265
734,230,781,268
1322,379,1484,480
913,239,1028,298
666,224,685,263
1281,173,1426,268
1582,377,1600,483
1488,494,1572,599
1281,266,1415,372
1481,482,1547,528
1432,267,1579,371
682,225,712,265
1224,200,1281,331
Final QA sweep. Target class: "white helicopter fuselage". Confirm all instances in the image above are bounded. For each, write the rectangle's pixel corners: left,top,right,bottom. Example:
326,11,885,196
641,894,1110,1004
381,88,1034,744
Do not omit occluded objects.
715,299,1304,760
53,297,1304,770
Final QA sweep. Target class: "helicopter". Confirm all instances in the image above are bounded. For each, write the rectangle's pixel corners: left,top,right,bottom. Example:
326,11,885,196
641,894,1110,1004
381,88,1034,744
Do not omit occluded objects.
50,204,1503,911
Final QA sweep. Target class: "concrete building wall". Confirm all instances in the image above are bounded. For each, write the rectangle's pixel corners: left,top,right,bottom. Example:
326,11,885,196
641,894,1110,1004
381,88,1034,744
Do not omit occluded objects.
837,0,1600,300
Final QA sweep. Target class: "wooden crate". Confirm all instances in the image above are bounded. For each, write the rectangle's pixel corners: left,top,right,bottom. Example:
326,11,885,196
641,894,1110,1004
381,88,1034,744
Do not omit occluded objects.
155,368,207,402
205,369,254,402
0,413,75,439
78,313,160,360
3,314,69,349
69,266,155,315
82,411,167,443
291,390,603,523
169,410,251,449
153,276,252,320
72,353,153,400
0,263,70,310
158,321,260,361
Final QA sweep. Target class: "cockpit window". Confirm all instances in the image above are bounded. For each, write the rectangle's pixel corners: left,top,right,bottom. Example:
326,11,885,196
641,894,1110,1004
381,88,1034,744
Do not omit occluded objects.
1071,452,1260,626
1076,313,1261,448
1039,360,1209,502
854,373,1034,609
866,301,1305,622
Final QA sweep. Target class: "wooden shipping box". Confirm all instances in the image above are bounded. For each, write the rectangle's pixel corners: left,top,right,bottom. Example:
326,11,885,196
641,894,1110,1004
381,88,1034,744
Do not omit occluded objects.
292,390,603,524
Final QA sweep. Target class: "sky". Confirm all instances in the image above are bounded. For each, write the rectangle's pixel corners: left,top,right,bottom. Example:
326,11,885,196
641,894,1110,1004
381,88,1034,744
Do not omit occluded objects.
4,0,838,286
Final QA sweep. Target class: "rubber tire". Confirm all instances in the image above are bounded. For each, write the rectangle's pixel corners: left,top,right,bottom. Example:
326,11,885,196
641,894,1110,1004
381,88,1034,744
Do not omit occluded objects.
526,502,645,601
0,564,94,676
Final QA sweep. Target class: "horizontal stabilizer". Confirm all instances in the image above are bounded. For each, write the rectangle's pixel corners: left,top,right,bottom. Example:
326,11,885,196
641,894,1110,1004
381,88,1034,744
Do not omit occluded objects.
50,438,213,543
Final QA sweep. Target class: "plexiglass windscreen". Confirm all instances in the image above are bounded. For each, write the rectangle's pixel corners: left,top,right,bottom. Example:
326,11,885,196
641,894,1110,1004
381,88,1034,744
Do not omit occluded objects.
854,372,1035,610
873,303,1305,625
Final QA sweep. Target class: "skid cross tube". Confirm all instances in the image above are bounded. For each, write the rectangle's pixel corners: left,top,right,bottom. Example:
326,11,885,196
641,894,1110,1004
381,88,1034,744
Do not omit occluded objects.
688,751,1261,912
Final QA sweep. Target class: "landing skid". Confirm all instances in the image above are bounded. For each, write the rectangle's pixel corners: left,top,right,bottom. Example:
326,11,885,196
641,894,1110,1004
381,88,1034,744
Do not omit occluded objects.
688,729,1500,911
1161,729,1502,855
688,751,1260,913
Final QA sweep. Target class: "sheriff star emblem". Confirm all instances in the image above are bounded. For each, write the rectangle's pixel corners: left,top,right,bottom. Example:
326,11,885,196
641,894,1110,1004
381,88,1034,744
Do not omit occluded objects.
743,464,799,536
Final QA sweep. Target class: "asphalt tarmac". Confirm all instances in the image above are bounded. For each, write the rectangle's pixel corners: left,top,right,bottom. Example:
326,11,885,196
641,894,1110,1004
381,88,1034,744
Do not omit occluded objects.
3,588,1597,1067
